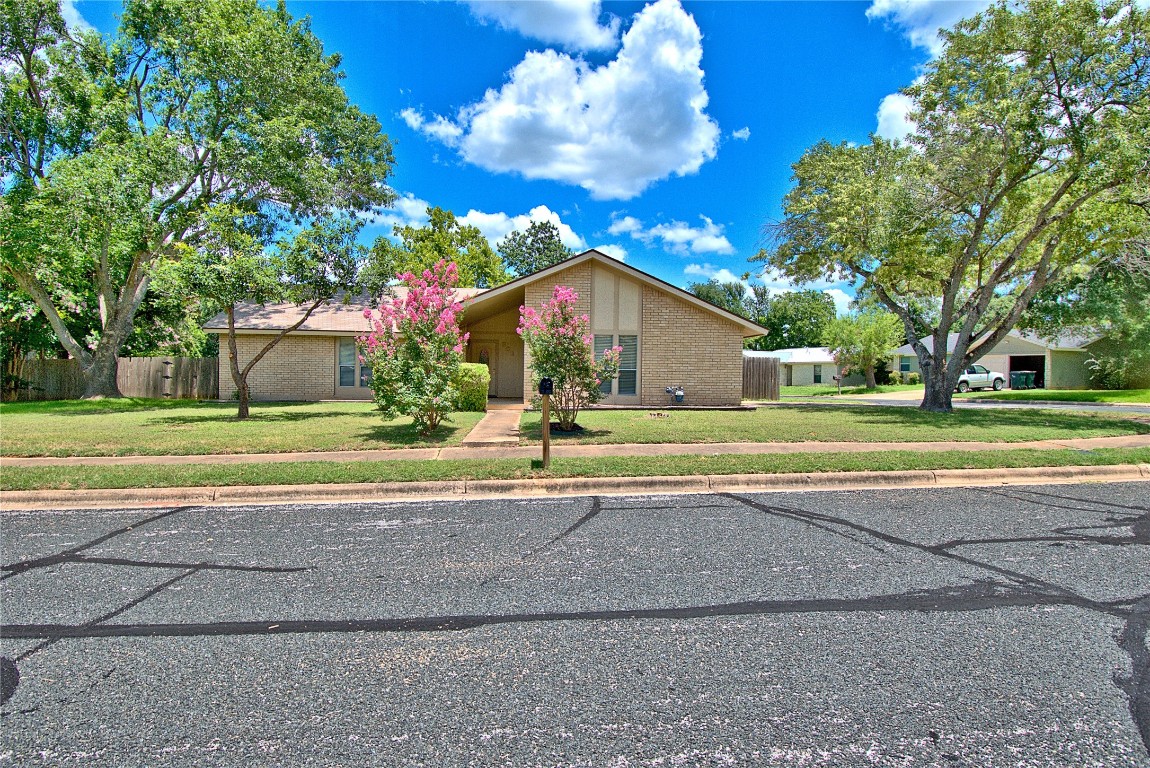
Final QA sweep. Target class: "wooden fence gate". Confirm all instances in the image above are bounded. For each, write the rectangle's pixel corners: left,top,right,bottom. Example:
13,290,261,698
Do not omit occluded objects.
14,357,219,401
742,355,780,401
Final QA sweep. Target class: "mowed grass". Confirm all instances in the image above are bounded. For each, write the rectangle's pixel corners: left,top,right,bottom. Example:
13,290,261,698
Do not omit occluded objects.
3,447,1148,491
959,388,1150,404
519,404,1150,445
0,399,485,457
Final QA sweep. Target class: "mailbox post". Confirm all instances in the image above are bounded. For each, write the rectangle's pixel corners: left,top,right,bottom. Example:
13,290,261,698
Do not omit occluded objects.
538,377,553,469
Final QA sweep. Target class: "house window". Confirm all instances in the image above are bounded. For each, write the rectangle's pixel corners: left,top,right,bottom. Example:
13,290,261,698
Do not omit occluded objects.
594,333,638,397
338,338,371,388
814,364,823,384
900,358,911,373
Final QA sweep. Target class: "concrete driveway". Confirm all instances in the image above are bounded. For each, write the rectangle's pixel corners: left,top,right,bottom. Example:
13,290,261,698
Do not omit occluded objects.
2,483,1148,766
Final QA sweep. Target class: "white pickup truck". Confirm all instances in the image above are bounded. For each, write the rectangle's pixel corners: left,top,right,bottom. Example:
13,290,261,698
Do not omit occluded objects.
956,364,1006,392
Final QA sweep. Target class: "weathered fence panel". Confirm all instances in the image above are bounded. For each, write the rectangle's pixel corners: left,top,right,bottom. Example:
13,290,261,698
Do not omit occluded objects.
15,357,219,401
742,356,780,401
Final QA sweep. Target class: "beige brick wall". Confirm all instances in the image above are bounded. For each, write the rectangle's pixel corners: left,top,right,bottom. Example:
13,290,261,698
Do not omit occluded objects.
516,262,745,406
521,263,594,400
641,287,743,406
218,334,338,401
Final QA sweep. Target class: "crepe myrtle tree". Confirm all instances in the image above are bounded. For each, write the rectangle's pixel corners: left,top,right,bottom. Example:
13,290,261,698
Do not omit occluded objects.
759,0,1150,412
360,260,469,436
517,285,620,431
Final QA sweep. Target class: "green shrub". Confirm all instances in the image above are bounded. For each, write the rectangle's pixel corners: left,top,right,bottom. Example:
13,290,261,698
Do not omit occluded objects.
454,363,490,412
906,372,921,385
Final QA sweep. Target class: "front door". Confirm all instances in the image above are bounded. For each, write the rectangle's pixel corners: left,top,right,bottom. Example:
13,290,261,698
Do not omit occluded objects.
472,338,524,400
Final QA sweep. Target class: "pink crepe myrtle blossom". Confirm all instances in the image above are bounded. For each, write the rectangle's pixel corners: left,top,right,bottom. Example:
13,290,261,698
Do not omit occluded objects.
517,285,621,431
359,260,470,436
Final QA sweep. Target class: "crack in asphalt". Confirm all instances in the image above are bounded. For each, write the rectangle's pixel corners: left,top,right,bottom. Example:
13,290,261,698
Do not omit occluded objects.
0,505,312,706
720,490,1150,759
0,506,192,581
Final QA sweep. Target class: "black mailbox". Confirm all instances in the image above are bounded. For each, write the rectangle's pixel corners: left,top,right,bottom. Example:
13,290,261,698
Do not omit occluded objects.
538,377,554,396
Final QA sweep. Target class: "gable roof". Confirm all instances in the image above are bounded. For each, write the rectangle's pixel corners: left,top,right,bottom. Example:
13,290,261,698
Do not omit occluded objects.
202,288,486,334
203,250,767,337
463,249,768,338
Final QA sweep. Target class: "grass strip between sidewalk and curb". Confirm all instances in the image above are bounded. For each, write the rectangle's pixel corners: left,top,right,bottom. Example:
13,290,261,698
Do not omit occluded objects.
3,447,1149,492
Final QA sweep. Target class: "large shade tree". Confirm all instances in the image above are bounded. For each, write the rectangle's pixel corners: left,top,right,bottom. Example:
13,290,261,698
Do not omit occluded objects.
0,0,394,397
759,0,1149,411
365,207,509,291
498,220,574,277
744,288,837,351
687,280,750,318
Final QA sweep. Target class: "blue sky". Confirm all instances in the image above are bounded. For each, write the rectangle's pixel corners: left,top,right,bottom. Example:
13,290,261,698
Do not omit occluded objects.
71,0,993,313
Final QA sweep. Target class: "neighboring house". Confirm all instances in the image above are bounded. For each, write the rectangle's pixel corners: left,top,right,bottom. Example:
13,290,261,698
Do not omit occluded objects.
204,249,766,406
891,331,1099,389
743,348,864,387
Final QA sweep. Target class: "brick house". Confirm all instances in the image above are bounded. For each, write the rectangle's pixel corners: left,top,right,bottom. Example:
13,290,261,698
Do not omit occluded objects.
205,249,766,406
891,331,1099,389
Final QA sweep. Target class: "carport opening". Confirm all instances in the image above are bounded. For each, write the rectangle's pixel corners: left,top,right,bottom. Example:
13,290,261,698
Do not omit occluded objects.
1009,355,1045,388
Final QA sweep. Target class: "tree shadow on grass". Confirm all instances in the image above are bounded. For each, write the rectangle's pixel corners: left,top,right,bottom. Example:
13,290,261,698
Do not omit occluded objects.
148,408,373,427
519,424,614,442
356,420,473,447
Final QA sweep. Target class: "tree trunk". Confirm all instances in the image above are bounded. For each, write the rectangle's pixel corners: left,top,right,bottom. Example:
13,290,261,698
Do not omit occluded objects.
864,366,877,389
236,379,250,420
919,357,954,413
81,348,122,399
225,310,251,420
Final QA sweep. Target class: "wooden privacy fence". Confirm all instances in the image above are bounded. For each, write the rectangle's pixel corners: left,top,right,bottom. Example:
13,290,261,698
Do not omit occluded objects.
742,355,780,401
15,357,219,401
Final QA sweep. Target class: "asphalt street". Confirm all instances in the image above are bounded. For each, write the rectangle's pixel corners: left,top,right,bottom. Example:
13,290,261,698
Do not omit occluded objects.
1,482,1148,767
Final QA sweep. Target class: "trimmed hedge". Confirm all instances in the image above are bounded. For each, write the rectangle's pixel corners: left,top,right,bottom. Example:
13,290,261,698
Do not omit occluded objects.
454,363,490,412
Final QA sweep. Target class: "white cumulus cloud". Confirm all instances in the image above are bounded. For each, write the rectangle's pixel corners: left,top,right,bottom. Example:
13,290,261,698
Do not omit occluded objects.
399,108,464,144
867,1,992,139
866,0,992,57
594,244,628,261
608,213,734,256
465,0,621,52
459,205,586,249
405,0,719,200
685,263,745,286
369,193,586,252
875,92,917,141
60,0,93,32
369,192,433,231
731,127,751,141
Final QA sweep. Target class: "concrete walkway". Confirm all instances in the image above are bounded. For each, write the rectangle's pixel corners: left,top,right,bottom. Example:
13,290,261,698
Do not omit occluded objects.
459,406,522,447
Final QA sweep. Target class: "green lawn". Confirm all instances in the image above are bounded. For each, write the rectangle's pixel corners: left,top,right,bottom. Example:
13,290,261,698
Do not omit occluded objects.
780,384,924,398
958,388,1150,404
0,399,485,457
520,404,1150,445
3,447,1148,491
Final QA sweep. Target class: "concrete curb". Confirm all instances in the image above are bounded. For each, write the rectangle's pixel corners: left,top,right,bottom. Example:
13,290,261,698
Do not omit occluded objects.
2,464,1146,511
